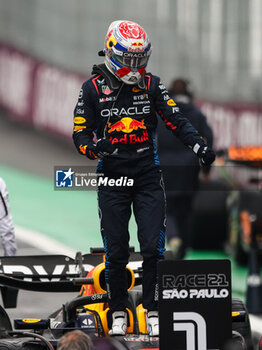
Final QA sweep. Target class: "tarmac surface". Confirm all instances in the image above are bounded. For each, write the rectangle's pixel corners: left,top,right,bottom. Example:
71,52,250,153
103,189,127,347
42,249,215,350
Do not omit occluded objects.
0,109,93,178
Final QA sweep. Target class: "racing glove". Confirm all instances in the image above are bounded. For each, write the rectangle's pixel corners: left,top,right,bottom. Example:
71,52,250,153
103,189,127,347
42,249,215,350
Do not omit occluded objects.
96,138,116,157
196,145,216,166
81,138,116,160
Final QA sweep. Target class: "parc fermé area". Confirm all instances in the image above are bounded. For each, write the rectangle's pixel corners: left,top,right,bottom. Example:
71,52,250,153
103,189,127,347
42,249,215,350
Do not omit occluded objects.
0,1,262,350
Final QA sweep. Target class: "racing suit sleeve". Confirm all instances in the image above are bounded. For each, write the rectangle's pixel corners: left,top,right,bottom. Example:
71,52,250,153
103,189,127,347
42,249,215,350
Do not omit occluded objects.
73,82,98,160
0,178,17,256
153,78,207,152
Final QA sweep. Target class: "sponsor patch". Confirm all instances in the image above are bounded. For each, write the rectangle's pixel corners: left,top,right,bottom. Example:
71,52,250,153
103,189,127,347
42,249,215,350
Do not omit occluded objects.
133,94,148,101
78,89,83,99
74,116,86,124
22,319,41,323
99,96,117,103
167,99,176,106
108,130,149,145
79,145,87,155
108,117,146,134
96,78,105,85
102,85,113,95
132,86,143,93
74,125,86,132
76,108,84,114
101,105,150,117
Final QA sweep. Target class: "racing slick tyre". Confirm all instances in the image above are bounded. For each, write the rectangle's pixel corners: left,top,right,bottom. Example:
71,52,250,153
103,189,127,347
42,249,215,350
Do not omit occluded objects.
232,298,253,350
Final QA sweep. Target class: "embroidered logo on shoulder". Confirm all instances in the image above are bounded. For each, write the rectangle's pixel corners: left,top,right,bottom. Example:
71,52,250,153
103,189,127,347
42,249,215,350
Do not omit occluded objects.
132,86,142,93
167,99,176,106
74,125,86,132
78,89,83,99
97,78,105,85
102,85,113,95
74,116,86,124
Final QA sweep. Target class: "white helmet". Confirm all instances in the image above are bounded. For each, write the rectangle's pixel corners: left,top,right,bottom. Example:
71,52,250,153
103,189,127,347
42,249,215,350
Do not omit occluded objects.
104,20,151,85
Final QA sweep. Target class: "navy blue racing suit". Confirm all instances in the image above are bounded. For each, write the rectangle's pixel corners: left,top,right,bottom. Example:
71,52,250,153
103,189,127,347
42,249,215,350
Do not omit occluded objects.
73,64,207,311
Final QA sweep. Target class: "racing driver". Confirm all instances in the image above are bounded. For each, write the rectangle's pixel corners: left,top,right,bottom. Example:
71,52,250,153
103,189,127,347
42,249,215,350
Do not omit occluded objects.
73,20,216,336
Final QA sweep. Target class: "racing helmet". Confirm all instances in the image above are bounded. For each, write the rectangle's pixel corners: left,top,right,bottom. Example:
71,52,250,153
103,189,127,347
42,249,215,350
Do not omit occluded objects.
104,20,151,85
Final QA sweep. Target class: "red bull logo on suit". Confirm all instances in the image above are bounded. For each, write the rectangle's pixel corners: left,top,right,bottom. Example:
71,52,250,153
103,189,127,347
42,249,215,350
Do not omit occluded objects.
107,117,146,134
107,117,148,144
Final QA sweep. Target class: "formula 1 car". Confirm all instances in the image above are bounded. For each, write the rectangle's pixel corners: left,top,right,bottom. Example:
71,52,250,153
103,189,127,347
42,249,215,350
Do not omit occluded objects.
0,248,253,349
222,146,262,265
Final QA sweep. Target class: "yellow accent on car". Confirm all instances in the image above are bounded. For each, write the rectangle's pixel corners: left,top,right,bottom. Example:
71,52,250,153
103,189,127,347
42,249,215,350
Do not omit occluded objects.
136,304,147,334
91,263,135,294
22,319,41,323
232,312,240,317
92,263,107,294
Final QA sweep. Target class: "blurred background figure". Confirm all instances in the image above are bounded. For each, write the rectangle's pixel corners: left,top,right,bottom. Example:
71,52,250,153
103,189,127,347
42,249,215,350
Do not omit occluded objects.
0,177,16,256
157,78,213,259
57,330,92,350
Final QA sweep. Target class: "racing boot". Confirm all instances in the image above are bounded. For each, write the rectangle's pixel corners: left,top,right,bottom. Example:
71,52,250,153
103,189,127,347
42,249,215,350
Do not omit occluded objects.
146,311,159,336
169,237,186,260
109,311,127,336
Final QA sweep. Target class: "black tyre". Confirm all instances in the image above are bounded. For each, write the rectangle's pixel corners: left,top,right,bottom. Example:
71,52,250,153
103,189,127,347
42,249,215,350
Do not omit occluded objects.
232,298,253,350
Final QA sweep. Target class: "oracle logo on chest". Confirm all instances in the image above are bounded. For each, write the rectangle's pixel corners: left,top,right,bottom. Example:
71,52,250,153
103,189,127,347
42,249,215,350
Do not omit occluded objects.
101,105,150,117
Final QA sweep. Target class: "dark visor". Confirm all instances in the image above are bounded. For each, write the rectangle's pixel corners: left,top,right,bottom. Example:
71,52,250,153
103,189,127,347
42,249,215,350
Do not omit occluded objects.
111,50,149,68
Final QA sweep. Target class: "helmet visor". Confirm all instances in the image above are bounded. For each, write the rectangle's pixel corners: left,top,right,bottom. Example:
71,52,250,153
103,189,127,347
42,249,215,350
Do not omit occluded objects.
111,48,150,68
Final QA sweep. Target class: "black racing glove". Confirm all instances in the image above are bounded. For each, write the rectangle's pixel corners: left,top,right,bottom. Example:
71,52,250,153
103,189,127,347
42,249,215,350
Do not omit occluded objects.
197,146,216,166
94,138,116,158
81,138,116,160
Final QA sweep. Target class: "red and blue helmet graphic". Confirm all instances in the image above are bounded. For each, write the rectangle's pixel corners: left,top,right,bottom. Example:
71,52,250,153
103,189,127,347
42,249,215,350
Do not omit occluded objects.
104,21,152,84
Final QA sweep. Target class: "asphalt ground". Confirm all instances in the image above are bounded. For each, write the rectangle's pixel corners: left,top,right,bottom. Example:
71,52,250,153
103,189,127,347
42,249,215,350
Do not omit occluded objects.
0,109,93,178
